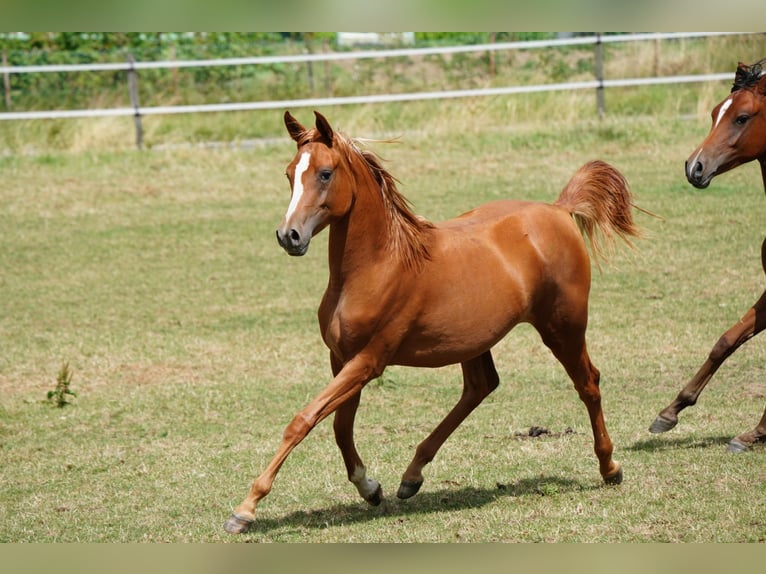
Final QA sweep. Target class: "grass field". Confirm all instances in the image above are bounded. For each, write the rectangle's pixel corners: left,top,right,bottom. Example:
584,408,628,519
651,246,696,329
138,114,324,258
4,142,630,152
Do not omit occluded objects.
1,98,766,542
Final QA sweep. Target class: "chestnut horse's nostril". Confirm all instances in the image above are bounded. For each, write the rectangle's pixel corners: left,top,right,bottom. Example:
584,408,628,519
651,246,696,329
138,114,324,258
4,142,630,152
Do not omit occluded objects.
276,228,301,246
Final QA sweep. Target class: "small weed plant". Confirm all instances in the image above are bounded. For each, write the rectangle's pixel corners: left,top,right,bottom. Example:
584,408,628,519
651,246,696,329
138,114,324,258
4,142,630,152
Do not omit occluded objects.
47,362,76,408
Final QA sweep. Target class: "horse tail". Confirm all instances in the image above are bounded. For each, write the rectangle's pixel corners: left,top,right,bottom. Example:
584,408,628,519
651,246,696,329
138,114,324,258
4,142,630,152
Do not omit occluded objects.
554,160,642,263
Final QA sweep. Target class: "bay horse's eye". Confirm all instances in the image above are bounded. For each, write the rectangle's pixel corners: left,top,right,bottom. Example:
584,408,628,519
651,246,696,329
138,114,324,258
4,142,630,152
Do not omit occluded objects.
318,169,333,183
735,114,750,126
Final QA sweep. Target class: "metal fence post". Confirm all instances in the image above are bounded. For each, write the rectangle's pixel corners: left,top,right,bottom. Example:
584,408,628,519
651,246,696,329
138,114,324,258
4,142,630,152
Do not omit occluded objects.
2,50,11,111
127,54,143,150
595,33,605,119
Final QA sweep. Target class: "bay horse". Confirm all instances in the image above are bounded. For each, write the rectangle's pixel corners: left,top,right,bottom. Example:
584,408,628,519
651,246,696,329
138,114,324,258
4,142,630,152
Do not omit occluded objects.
650,58,766,452
224,110,639,534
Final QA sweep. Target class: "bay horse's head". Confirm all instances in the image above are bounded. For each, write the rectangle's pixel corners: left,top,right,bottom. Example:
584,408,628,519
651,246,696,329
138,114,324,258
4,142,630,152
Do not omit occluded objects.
686,59,766,189
277,111,354,256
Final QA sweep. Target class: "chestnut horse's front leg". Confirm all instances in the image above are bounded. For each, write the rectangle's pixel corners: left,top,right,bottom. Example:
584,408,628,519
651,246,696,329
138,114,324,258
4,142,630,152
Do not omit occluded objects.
330,353,382,505
650,236,766,450
223,353,383,534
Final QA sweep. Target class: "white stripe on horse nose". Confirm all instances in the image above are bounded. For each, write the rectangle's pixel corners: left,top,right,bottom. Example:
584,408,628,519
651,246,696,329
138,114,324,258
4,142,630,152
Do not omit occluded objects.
713,97,733,129
285,151,311,221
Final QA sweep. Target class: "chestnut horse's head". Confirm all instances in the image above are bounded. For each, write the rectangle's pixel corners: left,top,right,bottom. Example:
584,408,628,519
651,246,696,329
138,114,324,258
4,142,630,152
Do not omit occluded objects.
686,59,766,189
277,111,354,256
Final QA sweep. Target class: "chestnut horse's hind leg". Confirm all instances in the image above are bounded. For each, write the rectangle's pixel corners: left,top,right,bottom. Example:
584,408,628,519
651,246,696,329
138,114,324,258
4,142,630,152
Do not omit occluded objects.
330,354,383,506
539,325,623,485
650,237,766,451
397,351,500,499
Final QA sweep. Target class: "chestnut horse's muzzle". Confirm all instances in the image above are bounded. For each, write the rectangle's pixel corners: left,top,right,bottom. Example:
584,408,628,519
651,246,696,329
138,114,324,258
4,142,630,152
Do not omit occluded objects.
276,226,310,256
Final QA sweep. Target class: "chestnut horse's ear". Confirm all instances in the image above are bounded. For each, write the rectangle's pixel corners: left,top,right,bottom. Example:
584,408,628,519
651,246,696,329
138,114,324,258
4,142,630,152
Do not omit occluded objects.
284,110,306,143
314,111,334,146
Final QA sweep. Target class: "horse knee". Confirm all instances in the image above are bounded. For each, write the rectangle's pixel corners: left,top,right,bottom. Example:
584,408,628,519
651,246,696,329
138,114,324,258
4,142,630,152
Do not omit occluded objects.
283,413,312,443
709,333,736,363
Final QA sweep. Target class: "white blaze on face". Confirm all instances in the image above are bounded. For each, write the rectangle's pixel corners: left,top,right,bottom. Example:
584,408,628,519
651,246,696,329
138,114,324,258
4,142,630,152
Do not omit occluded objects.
689,96,735,174
285,151,311,222
714,97,734,129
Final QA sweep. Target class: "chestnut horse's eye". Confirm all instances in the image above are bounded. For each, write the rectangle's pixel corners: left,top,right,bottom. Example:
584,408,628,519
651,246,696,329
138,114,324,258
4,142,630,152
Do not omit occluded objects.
735,114,750,126
318,169,333,183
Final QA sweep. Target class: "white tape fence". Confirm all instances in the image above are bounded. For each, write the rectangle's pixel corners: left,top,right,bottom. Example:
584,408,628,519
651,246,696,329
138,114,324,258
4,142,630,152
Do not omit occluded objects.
0,32,758,148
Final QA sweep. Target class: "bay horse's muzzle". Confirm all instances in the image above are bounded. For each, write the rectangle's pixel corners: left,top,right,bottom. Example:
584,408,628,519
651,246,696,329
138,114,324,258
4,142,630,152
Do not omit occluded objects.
685,158,712,189
276,227,309,256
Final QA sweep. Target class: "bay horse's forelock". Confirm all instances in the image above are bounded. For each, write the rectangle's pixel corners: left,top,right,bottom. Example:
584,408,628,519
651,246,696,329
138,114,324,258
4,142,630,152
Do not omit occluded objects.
651,59,766,452
225,110,638,534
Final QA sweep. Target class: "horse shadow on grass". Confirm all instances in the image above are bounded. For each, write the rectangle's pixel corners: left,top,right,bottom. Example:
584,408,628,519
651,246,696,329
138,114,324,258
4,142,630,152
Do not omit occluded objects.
626,434,732,452
244,474,597,537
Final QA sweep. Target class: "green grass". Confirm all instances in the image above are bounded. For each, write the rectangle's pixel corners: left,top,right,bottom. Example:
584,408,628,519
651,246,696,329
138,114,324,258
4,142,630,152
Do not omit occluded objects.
1,107,766,542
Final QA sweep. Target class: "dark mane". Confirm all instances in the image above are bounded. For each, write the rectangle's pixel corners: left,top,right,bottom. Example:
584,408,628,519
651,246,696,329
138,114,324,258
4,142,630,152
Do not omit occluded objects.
732,58,766,92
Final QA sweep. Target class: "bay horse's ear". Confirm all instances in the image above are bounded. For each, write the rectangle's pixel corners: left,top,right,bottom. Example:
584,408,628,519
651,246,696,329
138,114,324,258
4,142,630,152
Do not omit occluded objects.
733,62,749,88
284,110,306,143
758,71,766,97
314,111,334,146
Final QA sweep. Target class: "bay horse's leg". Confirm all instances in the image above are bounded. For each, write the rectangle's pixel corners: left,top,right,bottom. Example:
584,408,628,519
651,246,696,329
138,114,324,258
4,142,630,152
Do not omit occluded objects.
397,351,500,499
538,325,623,485
223,353,383,534
330,354,383,505
649,292,766,433
728,405,766,452
650,237,766,446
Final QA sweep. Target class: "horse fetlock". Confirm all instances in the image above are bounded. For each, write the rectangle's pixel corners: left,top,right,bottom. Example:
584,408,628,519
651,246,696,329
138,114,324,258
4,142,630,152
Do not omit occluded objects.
350,466,382,505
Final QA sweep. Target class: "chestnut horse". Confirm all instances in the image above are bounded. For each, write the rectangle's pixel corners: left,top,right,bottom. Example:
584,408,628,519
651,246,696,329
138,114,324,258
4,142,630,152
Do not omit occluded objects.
224,110,638,534
650,58,766,452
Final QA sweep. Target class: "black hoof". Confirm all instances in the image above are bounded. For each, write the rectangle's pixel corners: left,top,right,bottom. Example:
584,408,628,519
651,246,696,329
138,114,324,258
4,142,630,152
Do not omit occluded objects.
649,415,677,434
223,513,254,534
366,484,383,506
727,438,750,453
604,466,623,485
397,480,422,499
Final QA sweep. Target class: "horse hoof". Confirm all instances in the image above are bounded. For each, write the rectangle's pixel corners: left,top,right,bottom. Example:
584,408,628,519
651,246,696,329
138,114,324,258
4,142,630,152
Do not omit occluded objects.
727,438,750,453
223,513,254,534
397,480,422,499
649,415,677,434
366,484,384,506
604,466,623,485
